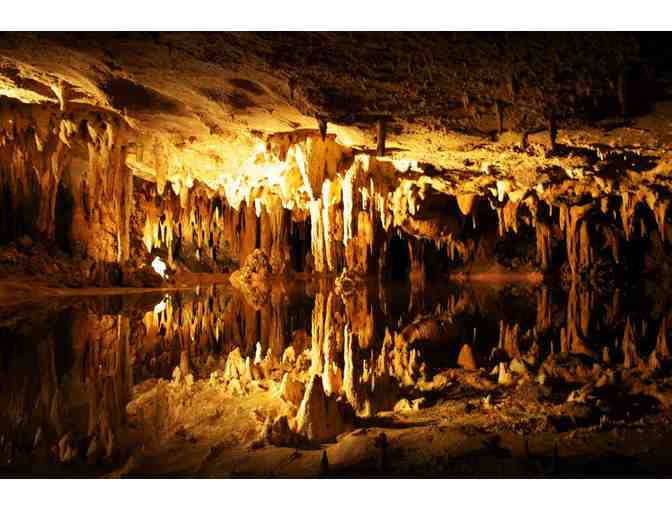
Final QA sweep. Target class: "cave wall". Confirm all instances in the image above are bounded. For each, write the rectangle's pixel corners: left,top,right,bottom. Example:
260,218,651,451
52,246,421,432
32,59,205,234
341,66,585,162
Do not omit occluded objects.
0,100,134,270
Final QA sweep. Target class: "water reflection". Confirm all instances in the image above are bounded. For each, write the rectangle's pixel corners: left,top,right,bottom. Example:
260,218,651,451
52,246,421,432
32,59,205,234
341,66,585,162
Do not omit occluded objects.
1,278,670,471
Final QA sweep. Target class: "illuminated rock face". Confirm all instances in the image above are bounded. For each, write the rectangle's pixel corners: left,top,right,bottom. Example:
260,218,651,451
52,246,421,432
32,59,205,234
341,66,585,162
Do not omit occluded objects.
2,93,672,289
296,374,353,442
0,101,133,268
1,32,670,288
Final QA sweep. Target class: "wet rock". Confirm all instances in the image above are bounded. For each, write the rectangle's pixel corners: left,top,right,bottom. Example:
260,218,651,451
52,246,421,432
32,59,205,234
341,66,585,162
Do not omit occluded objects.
121,262,164,287
562,402,599,428
265,415,304,447
209,370,227,387
334,269,364,296
595,372,614,388
17,235,33,251
228,378,246,396
567,389,589,404
57,433,77,464
509,358,528,376
281,345,297,367
394,398,414,413
230,249,272,308
457,344,478,370
412,397,427,410
498,362,514,385
279,373,306,407
515,379,552,403
296,374,353,443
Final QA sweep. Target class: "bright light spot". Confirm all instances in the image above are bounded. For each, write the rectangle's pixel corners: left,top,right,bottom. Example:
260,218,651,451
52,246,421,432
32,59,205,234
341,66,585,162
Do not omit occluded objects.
153,298,167,315
152,256,168,279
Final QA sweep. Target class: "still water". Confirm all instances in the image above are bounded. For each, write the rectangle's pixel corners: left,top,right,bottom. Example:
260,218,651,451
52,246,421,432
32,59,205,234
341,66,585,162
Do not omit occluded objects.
0,277,669,474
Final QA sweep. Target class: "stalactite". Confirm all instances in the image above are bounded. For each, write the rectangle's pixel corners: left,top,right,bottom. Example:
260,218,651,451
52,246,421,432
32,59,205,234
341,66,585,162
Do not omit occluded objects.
561,202,593,277
536,221,552,270
456,193,478,219
645,193,669,242
620,191,637,242
0,101,134,267
310,198,325,272
537,286,551,333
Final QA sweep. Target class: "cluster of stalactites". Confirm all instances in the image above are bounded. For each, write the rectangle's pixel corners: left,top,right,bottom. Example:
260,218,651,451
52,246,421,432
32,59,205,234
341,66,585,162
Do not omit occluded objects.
0,101,133,262
139,180,225,266
136,174,294,274
488,184,670,277
139,128,671,279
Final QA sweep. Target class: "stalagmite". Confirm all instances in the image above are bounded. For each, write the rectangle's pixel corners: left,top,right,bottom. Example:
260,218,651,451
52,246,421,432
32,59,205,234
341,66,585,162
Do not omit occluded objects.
656,317,671,360
457,344,478,370
295,374,352,442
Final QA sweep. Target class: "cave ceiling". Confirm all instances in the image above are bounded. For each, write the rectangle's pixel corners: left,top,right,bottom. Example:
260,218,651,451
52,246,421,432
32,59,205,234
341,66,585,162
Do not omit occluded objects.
1,32,671,208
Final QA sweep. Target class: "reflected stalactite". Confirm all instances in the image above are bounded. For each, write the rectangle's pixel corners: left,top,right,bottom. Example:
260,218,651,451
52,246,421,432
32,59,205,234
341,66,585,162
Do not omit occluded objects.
3,275,672,469
560,284,596,357
0,300,142,466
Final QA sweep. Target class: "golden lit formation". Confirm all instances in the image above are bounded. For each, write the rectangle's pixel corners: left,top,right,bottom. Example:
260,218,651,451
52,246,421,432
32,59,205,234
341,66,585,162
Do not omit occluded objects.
1,31,672,479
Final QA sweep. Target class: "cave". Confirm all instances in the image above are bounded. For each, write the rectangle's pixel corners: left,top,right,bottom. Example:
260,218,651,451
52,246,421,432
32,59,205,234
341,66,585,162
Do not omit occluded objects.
2,29,672,486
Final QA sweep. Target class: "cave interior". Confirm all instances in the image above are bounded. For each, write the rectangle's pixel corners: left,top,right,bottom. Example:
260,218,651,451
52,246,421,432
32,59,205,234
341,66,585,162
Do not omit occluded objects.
2,32,672,477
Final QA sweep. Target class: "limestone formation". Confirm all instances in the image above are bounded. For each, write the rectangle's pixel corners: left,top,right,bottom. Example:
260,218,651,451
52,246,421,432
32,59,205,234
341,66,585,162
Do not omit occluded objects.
457,344,478,370
295,374,353,443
